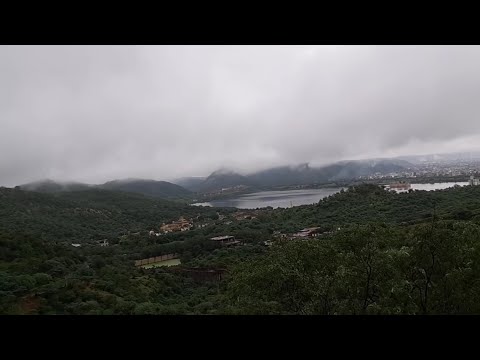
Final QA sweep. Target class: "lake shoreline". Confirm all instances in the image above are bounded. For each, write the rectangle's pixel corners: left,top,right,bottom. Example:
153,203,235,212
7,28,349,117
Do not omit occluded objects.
192,182,471,209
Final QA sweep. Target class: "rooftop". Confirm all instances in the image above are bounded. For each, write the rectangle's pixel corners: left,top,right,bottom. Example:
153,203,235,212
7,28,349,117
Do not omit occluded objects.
210,235,235,241
299,227,321,232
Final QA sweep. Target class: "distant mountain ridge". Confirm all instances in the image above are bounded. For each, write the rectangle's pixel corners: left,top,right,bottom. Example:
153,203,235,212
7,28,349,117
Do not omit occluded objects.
100,179,191,199
19,178,192,200
19,158,415,197
173,177,206,192
180,159,414,192
18,179,93,193
196,170,253,193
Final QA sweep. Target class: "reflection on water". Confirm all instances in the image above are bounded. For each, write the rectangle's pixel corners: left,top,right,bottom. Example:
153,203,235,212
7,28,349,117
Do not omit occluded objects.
192,188,343,209
192,182,471,209
412,182,468,191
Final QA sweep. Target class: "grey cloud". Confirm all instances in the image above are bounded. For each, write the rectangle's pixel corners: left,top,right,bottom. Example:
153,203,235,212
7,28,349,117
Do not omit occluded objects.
2,45,480,186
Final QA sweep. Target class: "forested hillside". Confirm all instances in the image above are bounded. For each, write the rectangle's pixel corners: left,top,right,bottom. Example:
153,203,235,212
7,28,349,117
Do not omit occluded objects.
188,159,414,192
0,188,219,245
3,184,480,314
19,179,193,200
227,221,480,314
267,184,480,233
99,179,192,200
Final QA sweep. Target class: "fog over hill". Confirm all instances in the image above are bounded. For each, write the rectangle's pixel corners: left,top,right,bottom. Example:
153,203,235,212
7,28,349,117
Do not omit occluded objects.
19,178,192,200
173,158,415,192
4,46,480,186
18,156,414,196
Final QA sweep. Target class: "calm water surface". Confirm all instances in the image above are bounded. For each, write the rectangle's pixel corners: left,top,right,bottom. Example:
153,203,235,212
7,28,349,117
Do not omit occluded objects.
409,182,468,191
193,188,344,209
192,182,470,209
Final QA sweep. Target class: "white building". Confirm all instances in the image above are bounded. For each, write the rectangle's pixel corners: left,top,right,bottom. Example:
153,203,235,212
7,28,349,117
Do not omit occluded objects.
469,175,480,186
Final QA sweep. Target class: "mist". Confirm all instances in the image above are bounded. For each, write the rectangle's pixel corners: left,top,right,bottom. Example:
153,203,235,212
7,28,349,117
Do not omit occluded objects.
2,45,480,186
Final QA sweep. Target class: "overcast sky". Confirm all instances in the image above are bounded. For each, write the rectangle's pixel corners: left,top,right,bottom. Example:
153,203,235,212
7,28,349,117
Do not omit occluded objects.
2,45,480,186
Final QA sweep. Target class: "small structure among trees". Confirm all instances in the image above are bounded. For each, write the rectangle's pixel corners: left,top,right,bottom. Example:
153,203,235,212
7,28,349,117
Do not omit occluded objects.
210,235,240,246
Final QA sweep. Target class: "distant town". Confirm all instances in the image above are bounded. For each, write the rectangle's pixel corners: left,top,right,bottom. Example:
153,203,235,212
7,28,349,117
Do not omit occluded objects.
358,159,480,181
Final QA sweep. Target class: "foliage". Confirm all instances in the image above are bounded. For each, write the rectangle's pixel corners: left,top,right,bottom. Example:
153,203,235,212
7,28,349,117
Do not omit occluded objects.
3,184,480,314
226,221,480,314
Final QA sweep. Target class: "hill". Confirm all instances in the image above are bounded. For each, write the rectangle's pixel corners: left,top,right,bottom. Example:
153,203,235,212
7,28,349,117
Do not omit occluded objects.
19,179,92,193
172,177,206,192
263,183,480,234
0,187,216,245
99,179,192,200
194,159,414,192
320,159,413,181
18,178,192,200
3,183,480,314
195,170,254,193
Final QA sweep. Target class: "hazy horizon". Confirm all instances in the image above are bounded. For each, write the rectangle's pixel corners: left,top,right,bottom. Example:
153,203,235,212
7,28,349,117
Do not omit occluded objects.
3,45,480,187
10,148,480,188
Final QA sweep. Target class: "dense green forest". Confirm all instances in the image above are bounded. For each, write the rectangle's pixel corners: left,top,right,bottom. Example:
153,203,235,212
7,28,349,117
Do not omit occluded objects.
2,184,480,314
0,187,224,245
227,221,480,314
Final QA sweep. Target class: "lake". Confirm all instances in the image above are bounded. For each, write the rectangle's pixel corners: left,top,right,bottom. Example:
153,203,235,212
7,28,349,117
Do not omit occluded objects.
192,182,471,209
389,182,469,193
410,182,469,191
192,188,343,209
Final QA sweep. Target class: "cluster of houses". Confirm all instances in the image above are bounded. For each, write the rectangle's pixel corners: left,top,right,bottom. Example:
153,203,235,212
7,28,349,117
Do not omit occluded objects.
147,210,264,238
160,216,193,233
147,211,261,238
149,216,194,236
384,182,411,191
